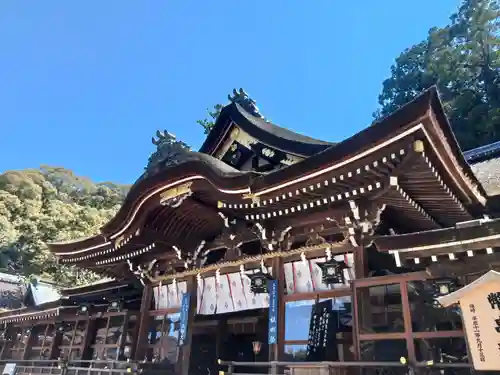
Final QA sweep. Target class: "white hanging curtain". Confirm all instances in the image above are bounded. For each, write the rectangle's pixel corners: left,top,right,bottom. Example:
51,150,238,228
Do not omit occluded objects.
196,268,270,315
152,280,187,310
285,253,355,295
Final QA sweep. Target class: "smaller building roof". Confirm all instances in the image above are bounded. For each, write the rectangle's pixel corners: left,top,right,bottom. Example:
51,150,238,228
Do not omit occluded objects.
0,278,141,323
25,282,60,306
0,307,66,324
470,156,500,197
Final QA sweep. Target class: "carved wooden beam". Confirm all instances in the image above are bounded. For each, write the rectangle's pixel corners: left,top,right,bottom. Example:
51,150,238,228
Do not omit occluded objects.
344,200,386,247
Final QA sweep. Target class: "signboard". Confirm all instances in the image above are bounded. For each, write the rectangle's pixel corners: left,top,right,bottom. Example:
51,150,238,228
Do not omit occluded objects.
437,270,500,371
178,292,191,346
267,279,278,345
306,300,338,361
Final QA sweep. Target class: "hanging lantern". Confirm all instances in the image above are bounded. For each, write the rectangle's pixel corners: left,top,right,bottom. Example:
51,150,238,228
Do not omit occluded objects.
77,303,91,315
430,278,458,299
22,329,30,343
317,259,348,285
248,270,273,294
252,341,262,355
123,345,132,358
56,323,70,333
57,357,68,370
107,299,124,313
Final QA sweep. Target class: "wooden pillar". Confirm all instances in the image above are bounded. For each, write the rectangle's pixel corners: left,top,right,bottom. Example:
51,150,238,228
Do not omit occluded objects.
215,319,228,370
81,318,96,361
22,327,36,360
351,281,361,360
354,243,368,279
133,283,153,361
0,325,14,360
49,327,63,360
353,242,370,361
179,276,197,375
269,257,285,361
117,313,130,360
400,281,416,364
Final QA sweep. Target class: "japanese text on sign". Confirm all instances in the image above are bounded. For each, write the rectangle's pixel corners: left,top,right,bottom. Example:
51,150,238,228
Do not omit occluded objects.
469,304,486,362
178,292,191,347
436,270,500,371
268,280,278,345
488,292,500,356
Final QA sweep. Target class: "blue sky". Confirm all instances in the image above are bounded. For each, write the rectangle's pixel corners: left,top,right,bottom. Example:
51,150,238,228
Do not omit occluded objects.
0,1,461,184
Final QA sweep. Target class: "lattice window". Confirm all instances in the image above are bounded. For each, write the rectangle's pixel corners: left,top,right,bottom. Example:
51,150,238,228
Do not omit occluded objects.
58,320,87,361
4,327,27,360
145,313,180,364
90,314,137,366
27,324,55,360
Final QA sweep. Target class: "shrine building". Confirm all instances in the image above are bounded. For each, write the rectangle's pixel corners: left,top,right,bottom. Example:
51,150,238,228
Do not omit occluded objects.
0,87,499,375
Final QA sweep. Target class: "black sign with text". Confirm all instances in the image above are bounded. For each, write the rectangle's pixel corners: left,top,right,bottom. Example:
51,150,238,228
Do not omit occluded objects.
306,300,339,361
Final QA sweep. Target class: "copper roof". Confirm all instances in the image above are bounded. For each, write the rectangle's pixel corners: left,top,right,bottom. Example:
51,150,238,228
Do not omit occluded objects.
46,87,493,270
471,156,500,196
200,102,333,157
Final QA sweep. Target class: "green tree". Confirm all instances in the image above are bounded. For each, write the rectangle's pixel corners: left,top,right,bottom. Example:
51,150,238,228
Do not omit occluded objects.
374,0,499,150
0,167,130,286
196,104,223,134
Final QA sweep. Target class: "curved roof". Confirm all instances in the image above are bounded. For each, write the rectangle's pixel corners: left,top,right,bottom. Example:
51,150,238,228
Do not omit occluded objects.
254,87,487,202
48,86,490,264
200,102,333,157
101,152,257,235
48,152,257,255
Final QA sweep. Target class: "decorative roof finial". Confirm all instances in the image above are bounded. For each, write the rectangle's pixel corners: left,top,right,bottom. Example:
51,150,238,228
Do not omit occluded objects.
228,88,263,118
144,130,193,177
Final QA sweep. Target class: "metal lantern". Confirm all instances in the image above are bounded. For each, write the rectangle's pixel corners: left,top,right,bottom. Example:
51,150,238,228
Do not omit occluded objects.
57,357,68,370
123,345,132,358
252,341,262,355
22,329,30,343
248,271,273,294
56,323,70,333
317,259,348,285
107,299,124,313
431,278,458,298
77,303,91,315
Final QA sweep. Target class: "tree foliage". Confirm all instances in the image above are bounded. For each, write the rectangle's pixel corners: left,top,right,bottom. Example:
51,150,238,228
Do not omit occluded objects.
196,104,223,134
375,0,500,150
0,166,129,286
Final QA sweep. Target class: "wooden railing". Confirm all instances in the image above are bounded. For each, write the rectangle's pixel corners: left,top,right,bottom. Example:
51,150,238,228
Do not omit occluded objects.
0,360,477,375
218,360,474,375
0,360,139,375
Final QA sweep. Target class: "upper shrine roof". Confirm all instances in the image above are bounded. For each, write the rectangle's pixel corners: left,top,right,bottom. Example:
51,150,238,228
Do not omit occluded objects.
200,88,332,159
46,86,498,278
